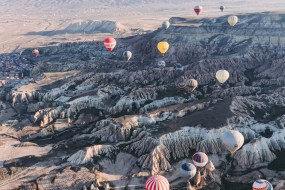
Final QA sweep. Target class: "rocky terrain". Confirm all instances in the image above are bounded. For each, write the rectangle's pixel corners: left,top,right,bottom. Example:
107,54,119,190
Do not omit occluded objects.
2,12,285,190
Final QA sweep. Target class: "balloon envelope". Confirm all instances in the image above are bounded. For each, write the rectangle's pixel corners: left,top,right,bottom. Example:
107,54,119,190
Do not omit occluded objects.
220,6,225,12
32,49,39,57
162,21,170,30
158,61,166,69
180,163,196,179
186,79,198,92
194,6,202,15
145,175,169,190
104,38,116,52
228,16,238,27
222,130,244,154
176,65,183,73
252,179,273,190
123,51,132,62
178,82,187,91
192,152,208,167
174,63,181,69
216,70,229,84
157,42,169,56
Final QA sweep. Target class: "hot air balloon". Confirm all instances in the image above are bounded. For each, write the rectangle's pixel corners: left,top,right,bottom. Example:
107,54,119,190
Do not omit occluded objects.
186,79,198,92
228,16,238,27
157,42,169,56
176,65,183,73
220,6,225,12
32,49,39,57
178,82,187,91
180,163,196,179
222,130,244,154
252,179,273,190
162,21,170,30
145,175,169,190
158,61,166,70
123,51,132,62
216,70,229,84
104,38,116,52
194,6,202,15
192,152,208,168
174,63,181,70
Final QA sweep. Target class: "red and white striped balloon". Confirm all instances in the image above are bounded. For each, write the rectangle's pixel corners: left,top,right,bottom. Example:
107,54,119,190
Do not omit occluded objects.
145,175,169,190
194,6,203,15
104,38,116,52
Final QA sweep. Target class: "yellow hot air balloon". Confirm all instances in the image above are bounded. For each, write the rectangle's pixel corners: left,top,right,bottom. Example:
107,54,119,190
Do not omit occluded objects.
186,79,198,92
216,70,229,84
157,42,169,56
228,16,238,27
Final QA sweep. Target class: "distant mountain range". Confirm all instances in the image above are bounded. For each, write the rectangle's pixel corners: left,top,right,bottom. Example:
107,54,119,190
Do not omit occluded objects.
2,0,283,14
0,0,185,14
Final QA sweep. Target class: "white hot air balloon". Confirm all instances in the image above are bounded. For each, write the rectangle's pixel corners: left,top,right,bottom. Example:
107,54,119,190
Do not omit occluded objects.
228,16,238,27
216,70,229,84
123,51,132,62
162,21,170,30
180,163,196,179
222,130,244,154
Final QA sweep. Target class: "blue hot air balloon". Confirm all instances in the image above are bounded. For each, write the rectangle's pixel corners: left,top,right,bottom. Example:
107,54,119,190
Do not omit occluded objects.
174,63,181,69
176,65,183,73
180,163,196,179
158,61,166,70
178,82,187,91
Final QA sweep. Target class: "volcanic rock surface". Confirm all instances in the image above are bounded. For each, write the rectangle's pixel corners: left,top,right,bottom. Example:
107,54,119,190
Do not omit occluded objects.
2,12,285,190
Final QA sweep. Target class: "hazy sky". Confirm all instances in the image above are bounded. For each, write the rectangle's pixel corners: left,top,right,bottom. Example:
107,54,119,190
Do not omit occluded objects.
1,0,284,15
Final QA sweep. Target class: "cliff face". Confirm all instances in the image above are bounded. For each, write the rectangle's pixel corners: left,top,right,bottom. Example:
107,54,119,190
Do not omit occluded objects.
168,13,285,45
64,21,128,34
67,92,285,171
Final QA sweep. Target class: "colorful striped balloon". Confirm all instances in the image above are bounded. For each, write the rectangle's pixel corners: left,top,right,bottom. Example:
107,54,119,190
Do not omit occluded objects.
220,6,225,12
104,38,116,52
186,79,198,92
228,16,238,27
178,82,187,91
216,70,229,84
194,6,202,15
252,179,273,190
192,152,208,167
145,175,169,190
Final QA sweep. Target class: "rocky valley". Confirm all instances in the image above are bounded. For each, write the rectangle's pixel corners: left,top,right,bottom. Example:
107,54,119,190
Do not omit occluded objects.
1,11,285,190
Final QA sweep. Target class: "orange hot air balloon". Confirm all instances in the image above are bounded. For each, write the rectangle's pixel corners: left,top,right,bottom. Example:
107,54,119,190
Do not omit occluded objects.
32,49,39,57
104,38,116,52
